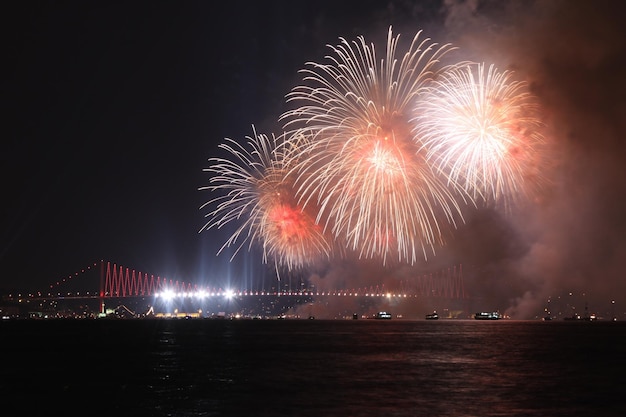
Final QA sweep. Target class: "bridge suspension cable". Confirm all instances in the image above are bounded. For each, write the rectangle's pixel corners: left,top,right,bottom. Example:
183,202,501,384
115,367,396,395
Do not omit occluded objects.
36,260,467,301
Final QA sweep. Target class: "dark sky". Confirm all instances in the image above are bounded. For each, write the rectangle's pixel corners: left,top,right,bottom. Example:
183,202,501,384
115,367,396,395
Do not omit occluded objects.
3,1,626,319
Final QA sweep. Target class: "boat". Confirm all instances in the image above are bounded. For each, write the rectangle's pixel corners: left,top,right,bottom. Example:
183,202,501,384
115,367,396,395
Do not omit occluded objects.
425,312,439,320
581,303,597,321
474,312,501,320
374,311,392,319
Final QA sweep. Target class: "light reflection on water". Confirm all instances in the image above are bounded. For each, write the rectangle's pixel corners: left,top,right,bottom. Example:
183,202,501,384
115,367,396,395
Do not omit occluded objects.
1,319,625,416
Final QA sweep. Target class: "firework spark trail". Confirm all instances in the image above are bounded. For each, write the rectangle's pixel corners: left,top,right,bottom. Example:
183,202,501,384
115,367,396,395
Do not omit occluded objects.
279,27,468,265
413,63,545,209
199,127,333,270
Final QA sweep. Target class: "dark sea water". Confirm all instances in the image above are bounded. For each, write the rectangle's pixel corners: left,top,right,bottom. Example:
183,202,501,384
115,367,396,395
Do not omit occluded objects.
1,319,625,417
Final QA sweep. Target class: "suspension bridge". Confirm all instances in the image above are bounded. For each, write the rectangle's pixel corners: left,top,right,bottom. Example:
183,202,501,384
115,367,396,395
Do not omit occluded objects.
22,260,469,315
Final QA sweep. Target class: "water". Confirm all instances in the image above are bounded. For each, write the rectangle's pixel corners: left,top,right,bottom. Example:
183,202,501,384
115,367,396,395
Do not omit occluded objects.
1,319,625,417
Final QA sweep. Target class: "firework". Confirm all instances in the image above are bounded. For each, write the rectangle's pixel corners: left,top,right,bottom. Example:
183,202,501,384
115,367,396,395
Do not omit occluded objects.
412,63,545,208
279,27,467,265
199,127,334,270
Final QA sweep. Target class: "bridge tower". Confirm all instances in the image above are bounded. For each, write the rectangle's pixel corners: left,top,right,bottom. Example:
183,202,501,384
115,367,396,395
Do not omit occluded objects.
99,260,105,314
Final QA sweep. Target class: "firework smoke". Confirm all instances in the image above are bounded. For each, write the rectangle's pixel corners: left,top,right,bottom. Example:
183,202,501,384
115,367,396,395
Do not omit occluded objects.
438,0,626,319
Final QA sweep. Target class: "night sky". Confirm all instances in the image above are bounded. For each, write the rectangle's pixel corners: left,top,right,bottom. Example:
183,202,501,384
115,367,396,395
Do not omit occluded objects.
3,1,626,319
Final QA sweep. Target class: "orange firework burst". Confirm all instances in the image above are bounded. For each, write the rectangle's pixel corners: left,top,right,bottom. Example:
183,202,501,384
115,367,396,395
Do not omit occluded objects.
199,127,333,270
279,27,467,265
413,63,546,209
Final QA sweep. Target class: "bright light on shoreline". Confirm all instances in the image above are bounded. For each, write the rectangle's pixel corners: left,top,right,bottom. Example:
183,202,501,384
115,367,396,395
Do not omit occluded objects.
156,289,220,299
